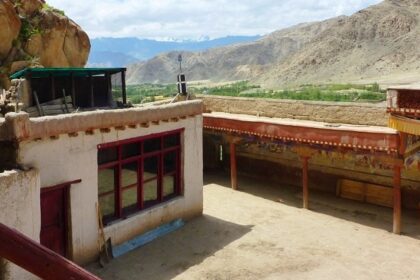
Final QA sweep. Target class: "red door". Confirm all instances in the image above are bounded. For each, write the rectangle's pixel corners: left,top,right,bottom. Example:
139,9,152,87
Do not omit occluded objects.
40,186,68,257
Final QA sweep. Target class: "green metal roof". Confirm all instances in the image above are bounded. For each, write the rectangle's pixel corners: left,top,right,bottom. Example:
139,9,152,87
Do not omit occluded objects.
10,67,126,79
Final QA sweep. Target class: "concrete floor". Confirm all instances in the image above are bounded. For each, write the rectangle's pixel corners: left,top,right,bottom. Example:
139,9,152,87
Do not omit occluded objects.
88,171,420,279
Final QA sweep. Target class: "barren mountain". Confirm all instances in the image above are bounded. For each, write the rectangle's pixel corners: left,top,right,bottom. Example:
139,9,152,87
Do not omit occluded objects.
126,18,341,84
127,0,420,87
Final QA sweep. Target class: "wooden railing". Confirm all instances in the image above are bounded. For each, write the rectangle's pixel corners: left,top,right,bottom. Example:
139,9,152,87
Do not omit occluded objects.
0,223,101,280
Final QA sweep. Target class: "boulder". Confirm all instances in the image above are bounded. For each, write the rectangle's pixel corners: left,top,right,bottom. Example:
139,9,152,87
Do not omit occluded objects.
0,1,90,89
24,10,90,67
16,0,44,16
0,0,21,60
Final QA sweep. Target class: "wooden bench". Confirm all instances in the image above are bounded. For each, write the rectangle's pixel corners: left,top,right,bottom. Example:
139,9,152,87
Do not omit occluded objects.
336,179,393,208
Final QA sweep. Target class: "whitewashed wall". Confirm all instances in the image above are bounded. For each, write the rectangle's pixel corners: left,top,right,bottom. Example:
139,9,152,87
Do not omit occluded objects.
0,169,41,280
17,115,203,264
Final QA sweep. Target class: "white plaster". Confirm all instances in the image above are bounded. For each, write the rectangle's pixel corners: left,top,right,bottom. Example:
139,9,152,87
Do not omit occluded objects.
0,169,41,280
17,115,203,265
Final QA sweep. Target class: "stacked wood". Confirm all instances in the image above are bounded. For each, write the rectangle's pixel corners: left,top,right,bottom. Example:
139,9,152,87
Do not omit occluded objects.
25,96,75,117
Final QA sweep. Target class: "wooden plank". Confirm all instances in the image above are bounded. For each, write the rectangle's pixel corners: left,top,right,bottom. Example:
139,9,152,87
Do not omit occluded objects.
338,179,394,208
32,91,44,116
43,96,72,106
365,183,393,208
0,223,101,280
338,179,365,202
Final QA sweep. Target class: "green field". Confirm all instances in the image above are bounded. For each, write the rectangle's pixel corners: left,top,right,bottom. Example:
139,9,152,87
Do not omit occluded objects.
126,81,386,104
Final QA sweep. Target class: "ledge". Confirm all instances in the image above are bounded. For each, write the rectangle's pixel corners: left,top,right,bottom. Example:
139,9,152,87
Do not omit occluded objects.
0,100,203,142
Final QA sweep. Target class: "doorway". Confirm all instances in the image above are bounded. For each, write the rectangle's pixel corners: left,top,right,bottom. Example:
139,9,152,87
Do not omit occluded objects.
40,185,69,257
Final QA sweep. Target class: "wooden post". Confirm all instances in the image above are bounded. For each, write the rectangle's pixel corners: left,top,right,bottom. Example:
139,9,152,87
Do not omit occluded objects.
294,146,315,209
121,70,127,105
302,156,309,209
50,74,56,100
230,142,238,190
70,72,76,107
0,223,100,280
89,74,94,107
393,164,402,234
105,72,113,106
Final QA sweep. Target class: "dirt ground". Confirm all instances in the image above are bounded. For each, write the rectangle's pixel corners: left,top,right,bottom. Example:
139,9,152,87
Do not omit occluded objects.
88,172,420,280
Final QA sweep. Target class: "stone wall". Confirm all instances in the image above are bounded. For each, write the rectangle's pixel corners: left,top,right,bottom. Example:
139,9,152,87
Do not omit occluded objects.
200,95,388,126
0,169,41,280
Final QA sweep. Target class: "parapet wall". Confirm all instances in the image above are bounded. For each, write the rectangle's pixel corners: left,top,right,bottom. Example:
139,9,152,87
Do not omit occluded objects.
0,169,40,280
0,100,203,142
200,96,388,126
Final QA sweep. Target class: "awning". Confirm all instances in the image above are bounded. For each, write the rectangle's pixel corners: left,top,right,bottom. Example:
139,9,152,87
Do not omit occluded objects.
10,67,126,79
389,115,420,135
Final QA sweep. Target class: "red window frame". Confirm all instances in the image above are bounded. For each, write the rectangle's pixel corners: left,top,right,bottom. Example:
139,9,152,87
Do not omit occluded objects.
97,129,183,225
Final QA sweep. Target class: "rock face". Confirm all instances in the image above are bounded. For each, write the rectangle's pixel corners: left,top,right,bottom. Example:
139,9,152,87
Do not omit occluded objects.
127,0,420,87
0,0,21,60
0,0,90,89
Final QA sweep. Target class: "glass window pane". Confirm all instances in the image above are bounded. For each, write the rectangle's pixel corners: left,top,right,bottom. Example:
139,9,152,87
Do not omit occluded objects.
122,142,140,159
99,194,115,219
143,180,158,204
98,147,118,164
144,157,158,180
122,187,138,213
163,175,175,197
164,151,177,174
164,134,180,148
98,167,116,194
122,162,138,187
144,138,161,153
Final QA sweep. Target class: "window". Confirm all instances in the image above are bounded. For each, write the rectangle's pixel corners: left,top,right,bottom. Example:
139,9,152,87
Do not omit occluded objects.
97,130,182,225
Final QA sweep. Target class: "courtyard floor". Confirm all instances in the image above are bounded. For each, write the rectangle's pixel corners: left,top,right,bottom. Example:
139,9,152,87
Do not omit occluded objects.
88,171,420,279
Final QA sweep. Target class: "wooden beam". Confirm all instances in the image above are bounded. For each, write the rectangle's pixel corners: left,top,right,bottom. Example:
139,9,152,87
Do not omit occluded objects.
50,74,55,100
302,156,309,209
121,70,127,105
89,74,94,107
0,223,100,280
230,142,238,190
105,72,113,107
393,164,402,234
204,116,399,153
70,72,76,107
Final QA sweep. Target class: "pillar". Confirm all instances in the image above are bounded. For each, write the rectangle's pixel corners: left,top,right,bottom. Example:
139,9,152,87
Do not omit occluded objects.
121,70,127,105
230,142,238,190
393,164,402,234
302,156,309,209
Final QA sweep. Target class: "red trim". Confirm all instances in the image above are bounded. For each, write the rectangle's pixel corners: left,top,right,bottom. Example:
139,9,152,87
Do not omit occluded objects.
0,223,100,280
98,131,182,225
41,179,81,193
97,129,184,149
204,116,399,152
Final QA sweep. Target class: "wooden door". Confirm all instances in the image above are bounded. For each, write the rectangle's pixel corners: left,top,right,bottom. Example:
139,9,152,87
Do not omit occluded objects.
40,186,68,257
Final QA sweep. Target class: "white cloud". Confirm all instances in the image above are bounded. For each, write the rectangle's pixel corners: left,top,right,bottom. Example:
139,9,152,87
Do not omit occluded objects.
47,0,382,40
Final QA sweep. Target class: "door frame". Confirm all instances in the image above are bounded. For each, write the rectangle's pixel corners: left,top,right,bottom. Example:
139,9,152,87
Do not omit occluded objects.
40,179,81,259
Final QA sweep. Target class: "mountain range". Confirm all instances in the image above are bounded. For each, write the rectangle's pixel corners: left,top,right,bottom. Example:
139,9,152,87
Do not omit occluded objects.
88,36,261,67
126,0,420,88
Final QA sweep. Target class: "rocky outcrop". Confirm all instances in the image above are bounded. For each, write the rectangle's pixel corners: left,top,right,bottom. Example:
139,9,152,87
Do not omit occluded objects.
0,1,20,60
0,0,90,89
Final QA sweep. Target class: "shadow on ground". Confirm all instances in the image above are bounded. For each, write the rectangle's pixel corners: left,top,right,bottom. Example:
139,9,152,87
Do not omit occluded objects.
205,170,420,240
88,214,253,280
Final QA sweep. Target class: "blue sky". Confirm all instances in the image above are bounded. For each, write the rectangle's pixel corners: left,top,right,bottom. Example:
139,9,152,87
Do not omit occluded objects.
48,0,382,40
